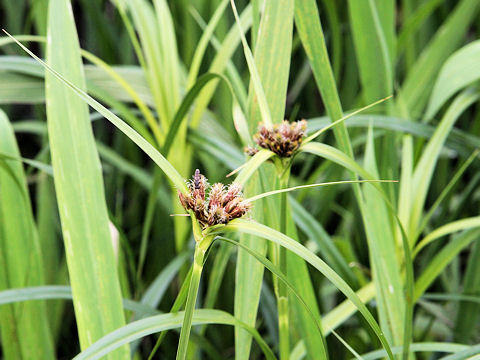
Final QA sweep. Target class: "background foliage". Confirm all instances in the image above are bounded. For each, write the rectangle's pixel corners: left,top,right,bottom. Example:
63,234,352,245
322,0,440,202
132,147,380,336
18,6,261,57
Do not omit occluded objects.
0,0,480,359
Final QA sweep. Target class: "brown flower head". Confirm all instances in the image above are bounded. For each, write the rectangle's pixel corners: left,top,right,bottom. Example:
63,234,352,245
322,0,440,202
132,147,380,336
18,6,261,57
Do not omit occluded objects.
246,120,307,157
178,169,251,228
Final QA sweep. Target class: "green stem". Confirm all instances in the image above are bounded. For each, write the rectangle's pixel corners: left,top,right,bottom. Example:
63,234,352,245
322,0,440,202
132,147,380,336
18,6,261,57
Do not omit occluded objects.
278,167,290,360
176,244,205,360
278,295,289,360
147,265,193,360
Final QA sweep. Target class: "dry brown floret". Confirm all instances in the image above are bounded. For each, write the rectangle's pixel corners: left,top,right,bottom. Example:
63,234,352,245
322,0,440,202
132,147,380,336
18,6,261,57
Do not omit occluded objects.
245,120,307,157
178,169,251,228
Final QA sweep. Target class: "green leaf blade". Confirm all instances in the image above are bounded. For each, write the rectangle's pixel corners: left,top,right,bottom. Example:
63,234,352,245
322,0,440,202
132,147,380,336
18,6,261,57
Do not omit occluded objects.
0,110,55,360
45,0,129,356
221,219,395,360
425,40,480,120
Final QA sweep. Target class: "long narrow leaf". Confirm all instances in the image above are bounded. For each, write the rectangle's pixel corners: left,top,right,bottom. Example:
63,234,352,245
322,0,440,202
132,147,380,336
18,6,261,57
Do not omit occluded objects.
230,0,273,126
414,217,480,257
348,0,393,103
0,111,55,359
3,31,187,193
414,229,480,300
45,0,129,355
217,219,395,359
246,180,396,203
410,88,479,241
425,40,480,120
400,0,480,114
74,310,277,360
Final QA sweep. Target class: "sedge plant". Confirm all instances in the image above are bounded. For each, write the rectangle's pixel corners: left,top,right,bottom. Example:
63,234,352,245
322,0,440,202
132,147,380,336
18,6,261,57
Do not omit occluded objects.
1,0,480,359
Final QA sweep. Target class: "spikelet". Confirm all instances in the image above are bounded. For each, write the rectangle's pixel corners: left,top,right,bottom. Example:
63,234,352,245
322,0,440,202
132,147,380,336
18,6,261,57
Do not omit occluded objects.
178,169,251,228
246,120,307,157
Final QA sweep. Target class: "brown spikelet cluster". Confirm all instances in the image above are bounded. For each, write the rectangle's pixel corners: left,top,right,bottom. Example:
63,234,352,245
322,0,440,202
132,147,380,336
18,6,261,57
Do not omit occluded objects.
245,120,307,157
178,169,251,228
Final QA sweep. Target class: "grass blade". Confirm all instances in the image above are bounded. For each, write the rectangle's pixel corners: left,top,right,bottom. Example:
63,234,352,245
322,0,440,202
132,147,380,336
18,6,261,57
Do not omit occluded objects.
233,149,275,185
425,40,480,120
294,0,352,156
245,0,294,127
232,0,296,357
216,237,324,338
290,198,357,286
414,229,480,301
0,285,164,318
300,142,375,181
348,0,393,103
397,0,443,57
176,243,206,360
416,149,480,238
454,239,480,342
0,110,55,359
400,0,480,115
230,0,274,127
0,152,53,175
140,252,190,310
306,114,480,155
0,286,73,304
190,3,252,128
36,164,64,338
436,344,480,360
203,242,234,308
414,217,480,257
2,32,187,193
322,282,376,335
80,50,161,145
45,0,129,355
234,175,268,360
74,310,277,360
129,252,190,353
409,88,479,241
284,208,328,360
217,236,328,358
246,180,396,203
187,0,230,88
123,0,178,130
361,342,469,360
362,128,405,347
302,96,393,145
217,219,395,359
163,72,235,156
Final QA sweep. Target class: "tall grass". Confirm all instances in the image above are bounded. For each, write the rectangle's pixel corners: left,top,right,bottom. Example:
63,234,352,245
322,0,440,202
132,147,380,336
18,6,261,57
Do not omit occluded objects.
0,0,480,359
